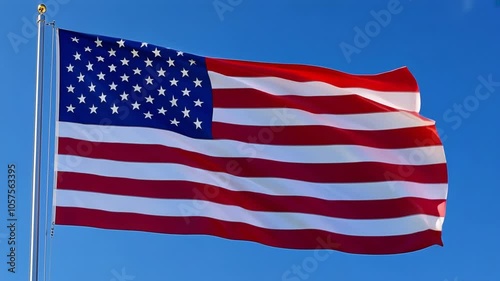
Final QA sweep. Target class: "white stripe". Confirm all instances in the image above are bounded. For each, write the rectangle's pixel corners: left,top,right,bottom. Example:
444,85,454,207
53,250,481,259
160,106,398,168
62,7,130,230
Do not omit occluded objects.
58,122,446,165
208,71,421,112
213,108,433,130
56,190,443,236
56,155,448,201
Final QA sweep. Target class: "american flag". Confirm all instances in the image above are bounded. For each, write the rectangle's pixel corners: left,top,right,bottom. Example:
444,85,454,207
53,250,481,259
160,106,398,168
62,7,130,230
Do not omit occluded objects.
55,28,448,254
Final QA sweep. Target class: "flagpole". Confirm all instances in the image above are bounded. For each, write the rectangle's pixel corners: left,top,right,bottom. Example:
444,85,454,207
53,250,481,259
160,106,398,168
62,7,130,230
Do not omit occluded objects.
30,4,47,281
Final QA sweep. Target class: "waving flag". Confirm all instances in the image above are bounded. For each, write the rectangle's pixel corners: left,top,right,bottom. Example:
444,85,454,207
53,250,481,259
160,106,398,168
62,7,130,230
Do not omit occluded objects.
54,28,448,254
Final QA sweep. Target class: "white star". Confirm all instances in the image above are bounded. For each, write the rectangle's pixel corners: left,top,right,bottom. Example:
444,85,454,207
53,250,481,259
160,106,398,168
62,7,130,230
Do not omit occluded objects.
182,107,190,118
133,84,142,92
66,64,74,72
181,68,189,77
120,58,130,66
157,107,167,115
146,95,154,104
131,101,141,110
170,78,179,86
109,82,118,91
152,48,161,57
177,51,184,56
111,104,119,114
89,104,98,114
95,37,103,47
144,111,153,119
97,72,106,80
73,52,81,60
67,85,75,93
157,86,166,96
86,62,93,71
88,82,96,92
170,118,180,126
120,92,128,101
120,73,130,82
144,58,153,67
194,99,203,107
194,78,202,87
84,46,92,52
71,37,79,43
166,57,175,67
145,76,154,85
133,68,142,75
157,68,166,77
189,59,196,66
66,104,75,112
193,118,202,129
141,42,148,48
117,39,125,47
77,73,85,82
170,95,178,107
108,64,117,72
108,48,116,57
78,94,85,103
96,56,105,62
182,88,190,96
99,93,107,102
131,49,139,57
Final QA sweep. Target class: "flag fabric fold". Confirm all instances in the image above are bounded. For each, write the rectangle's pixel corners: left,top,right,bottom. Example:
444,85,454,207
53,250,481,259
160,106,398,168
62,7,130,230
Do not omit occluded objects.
54,28,448,254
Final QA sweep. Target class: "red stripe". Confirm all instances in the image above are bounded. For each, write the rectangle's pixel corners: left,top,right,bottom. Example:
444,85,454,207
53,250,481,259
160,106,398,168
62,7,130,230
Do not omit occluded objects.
55,207,443,254
58,138,448,184
57,172,446,219
212,122,443,148
206,57,419,92
213,89,397,114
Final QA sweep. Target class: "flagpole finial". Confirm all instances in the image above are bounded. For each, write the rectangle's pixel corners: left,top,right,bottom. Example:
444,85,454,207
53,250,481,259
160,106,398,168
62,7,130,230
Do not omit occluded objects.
38,3,47,14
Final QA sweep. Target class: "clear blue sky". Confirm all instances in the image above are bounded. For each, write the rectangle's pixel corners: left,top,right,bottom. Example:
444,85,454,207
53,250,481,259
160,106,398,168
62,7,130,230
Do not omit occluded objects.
1,0,499,280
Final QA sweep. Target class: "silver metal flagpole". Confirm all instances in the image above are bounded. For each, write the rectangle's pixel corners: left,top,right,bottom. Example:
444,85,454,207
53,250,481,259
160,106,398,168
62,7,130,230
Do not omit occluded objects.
30,3,47,281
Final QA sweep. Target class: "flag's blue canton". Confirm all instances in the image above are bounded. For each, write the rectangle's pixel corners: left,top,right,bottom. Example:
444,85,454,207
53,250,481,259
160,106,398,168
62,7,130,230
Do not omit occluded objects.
59,29,213,139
